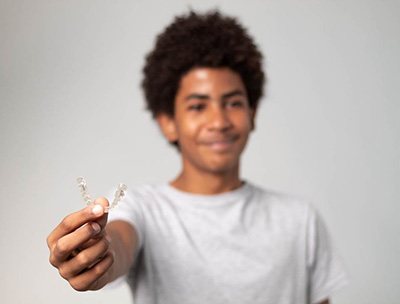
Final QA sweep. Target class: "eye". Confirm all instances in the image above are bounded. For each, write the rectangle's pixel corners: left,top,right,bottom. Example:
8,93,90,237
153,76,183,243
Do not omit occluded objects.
188,103,206,111
226,100,245,108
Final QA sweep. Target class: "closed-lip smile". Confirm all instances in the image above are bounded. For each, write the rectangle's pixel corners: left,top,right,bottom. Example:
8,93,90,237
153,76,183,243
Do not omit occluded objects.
201,135,239,151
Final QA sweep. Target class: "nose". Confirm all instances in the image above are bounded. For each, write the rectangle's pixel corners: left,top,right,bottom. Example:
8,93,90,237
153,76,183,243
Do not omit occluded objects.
208,105,232,131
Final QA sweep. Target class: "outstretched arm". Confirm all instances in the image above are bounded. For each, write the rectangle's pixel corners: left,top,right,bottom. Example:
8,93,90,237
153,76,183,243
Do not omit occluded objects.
106,219,139,283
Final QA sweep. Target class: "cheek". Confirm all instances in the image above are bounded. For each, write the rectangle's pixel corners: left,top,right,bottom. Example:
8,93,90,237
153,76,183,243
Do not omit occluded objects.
233,113,253,132
175,116,200,141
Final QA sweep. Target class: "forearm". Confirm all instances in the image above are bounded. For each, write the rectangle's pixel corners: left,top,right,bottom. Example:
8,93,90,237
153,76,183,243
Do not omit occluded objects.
106,220,139,283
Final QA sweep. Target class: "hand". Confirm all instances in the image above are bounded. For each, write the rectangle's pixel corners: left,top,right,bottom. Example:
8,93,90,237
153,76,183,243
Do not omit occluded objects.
46,197,114,291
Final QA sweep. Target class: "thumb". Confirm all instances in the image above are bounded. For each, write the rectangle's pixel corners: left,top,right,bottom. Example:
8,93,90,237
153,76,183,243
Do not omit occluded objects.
92,197,109,229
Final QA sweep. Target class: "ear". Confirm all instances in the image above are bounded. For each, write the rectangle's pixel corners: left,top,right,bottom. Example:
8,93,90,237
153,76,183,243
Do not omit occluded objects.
156,113,178,143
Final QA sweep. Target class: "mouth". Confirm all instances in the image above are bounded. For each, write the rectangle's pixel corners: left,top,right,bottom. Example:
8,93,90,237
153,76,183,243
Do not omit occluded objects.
201,136,239,152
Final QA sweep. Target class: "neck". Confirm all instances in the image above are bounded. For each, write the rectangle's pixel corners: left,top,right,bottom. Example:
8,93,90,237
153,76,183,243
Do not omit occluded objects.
171,163,243,195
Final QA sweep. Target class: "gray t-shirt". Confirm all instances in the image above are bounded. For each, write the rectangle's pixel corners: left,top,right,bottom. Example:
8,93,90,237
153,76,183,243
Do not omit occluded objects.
108,182,348,304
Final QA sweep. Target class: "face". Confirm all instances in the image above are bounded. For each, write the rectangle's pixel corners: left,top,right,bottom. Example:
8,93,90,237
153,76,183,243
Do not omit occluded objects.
158,67,255,175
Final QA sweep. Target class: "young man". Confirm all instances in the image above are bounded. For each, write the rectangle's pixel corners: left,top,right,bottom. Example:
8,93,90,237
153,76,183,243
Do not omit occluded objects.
47,11,348,304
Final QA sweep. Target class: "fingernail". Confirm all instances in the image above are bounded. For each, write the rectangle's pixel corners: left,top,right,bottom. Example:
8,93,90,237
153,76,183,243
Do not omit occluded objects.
91,222,101,234
92,204,103,215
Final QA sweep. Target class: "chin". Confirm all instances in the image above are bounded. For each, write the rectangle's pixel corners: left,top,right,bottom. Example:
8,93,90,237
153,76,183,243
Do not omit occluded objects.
204,157,240,175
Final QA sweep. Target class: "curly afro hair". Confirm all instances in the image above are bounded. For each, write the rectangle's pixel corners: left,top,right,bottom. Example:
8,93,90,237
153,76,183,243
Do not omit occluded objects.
142,10,265,118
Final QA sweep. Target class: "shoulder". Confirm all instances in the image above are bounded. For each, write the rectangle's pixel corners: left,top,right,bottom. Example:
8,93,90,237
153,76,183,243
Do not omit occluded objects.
247,182,318,225
250,182,314,211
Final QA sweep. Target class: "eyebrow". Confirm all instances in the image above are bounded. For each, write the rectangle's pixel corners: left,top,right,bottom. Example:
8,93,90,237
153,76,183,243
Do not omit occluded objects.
184,90,246,101
222,90,245,99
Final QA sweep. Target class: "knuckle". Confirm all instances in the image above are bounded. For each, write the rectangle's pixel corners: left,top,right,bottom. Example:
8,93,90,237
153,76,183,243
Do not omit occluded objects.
76,252,91,266
93,263,106,277
70,280,88,292
60,216,73,231
58,266,70,279
48,254,58,267
55,239,69,256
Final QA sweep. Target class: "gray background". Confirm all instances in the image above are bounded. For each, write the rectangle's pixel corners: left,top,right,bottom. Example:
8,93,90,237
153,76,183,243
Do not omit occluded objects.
1,0,399,303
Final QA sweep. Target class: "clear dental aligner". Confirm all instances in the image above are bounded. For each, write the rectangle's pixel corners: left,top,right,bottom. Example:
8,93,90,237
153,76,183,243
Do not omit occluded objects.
77,177,127,213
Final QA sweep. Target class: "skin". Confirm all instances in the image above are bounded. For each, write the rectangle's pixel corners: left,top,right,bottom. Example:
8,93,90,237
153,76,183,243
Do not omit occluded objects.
157,67,255,194
47,67,330,303
46,198,138,291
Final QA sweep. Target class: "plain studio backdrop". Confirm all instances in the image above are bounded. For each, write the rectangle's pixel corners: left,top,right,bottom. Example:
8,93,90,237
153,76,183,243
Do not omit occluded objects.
1,0,399,303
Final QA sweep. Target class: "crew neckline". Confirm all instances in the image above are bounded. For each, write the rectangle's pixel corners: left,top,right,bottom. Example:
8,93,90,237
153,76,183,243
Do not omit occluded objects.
160,181,253,207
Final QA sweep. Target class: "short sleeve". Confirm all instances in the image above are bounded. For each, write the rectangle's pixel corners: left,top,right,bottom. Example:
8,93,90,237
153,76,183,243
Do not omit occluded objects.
306,205,349,303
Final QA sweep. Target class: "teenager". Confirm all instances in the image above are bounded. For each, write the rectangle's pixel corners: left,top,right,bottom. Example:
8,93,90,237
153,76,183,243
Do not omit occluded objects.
47,11,348,304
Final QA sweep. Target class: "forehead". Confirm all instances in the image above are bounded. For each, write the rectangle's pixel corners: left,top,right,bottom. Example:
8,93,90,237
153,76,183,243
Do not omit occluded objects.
177,67,246,95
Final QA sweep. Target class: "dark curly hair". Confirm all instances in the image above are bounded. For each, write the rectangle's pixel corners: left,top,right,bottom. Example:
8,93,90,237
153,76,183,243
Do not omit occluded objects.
142,10,265,118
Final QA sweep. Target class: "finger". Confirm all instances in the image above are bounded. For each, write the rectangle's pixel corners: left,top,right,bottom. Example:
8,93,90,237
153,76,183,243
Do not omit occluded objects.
78,231,107,251
92,197,109,230
51,222,102,265
47,203,105,249
58,236,110,279
87,263,113,290
68,251,114,292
